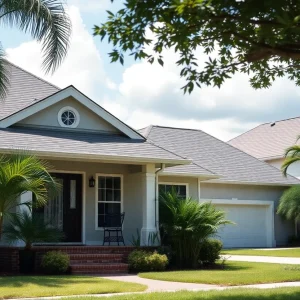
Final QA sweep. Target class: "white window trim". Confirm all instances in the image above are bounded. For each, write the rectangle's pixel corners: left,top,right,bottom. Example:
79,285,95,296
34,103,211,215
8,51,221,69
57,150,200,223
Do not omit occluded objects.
58,106,80,128
158,182,189,198
95,173,124,231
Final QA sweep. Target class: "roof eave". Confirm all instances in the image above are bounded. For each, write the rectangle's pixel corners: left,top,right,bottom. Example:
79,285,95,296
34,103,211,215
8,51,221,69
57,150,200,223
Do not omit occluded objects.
0,148,191,165
201,179,299,187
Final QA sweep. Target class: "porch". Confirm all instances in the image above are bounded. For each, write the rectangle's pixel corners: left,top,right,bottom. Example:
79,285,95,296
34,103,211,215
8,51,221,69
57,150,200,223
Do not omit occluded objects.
21,159,160,246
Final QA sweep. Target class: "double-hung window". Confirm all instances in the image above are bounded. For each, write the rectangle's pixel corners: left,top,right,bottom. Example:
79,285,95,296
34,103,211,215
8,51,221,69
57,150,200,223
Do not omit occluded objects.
159,184,188,199
97,175,122,228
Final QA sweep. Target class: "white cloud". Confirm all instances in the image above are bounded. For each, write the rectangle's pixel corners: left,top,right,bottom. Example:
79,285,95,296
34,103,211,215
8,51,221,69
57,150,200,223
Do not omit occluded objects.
68,0,113,12
6,5,112,98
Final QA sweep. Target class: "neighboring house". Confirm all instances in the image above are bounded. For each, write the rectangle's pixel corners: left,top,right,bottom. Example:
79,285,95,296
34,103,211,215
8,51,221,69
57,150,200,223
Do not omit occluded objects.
0,62,299,249
229,118,300,178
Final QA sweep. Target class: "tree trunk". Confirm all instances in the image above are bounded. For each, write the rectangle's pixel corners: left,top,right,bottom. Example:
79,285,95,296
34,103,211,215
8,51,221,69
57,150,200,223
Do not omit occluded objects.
0,214,3,241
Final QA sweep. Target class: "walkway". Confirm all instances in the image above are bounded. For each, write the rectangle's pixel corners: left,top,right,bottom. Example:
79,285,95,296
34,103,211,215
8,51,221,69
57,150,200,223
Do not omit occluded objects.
223,255,300,264
14,280,300,300
102,274,217,292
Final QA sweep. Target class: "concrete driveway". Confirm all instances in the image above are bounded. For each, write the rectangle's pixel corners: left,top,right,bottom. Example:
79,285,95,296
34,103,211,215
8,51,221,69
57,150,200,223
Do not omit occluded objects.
222,255,300,264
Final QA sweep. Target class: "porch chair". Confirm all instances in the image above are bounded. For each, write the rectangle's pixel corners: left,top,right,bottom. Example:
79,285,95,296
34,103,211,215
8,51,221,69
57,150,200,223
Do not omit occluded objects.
102,212,125,246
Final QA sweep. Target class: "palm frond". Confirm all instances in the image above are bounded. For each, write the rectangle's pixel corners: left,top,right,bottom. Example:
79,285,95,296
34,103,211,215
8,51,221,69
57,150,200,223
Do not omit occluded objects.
0,0,71,73
3,211,64,249
281,145,300,176
0,44,10,98
0,151,60,238
277,185,300,222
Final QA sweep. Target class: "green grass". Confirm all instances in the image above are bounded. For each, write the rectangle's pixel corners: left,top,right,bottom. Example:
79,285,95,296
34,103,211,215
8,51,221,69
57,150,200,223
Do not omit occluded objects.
222,248,300,257
139,261,300,286
0,275,146,299
66,287,300,300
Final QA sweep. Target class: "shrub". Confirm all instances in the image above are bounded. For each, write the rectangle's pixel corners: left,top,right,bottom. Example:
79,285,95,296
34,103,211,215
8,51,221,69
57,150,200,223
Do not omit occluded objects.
41,251,70,274
128,250,168,272
157,245,173,262
199,239,223,265
159,191,232,268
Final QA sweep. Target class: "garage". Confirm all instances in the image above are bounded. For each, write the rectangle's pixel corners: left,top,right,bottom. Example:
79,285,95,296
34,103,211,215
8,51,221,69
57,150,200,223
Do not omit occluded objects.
211,200,274,248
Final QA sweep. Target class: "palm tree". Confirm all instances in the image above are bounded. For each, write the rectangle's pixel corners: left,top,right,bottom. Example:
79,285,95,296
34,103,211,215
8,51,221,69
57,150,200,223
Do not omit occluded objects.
277,185,300,237
159,191,232,268
0,0,71,98
0,152,58,239
3,211,64,249
281,137,300,176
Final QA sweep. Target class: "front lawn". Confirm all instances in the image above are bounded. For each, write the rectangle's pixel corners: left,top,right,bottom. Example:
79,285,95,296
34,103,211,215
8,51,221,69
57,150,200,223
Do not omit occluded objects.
0,275,146,299
66,287,300,300
139,261,300,286
222,248,300,257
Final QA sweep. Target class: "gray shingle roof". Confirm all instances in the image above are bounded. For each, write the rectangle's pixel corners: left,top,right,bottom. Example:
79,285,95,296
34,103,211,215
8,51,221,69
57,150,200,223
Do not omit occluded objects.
229,117,300,160
0,127,189,164
0,61,60,120
141,125,299,185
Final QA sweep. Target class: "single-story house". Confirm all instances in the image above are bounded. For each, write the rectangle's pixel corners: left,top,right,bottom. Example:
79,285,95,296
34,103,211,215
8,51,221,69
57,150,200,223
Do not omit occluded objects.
0,62,299,249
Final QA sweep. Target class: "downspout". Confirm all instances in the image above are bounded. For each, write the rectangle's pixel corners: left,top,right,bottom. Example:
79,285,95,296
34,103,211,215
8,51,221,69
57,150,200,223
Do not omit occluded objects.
155,163,165,235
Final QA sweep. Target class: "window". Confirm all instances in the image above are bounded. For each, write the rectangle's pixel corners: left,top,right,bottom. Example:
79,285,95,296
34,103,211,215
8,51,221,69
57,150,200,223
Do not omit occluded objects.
159,184,187,199
58,106,80,128
97,175,122,228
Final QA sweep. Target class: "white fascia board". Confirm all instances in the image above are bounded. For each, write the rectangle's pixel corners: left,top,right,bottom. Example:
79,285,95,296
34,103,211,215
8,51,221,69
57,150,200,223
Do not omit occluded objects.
201,179,298,187
0,86,144,140
0,148,190,165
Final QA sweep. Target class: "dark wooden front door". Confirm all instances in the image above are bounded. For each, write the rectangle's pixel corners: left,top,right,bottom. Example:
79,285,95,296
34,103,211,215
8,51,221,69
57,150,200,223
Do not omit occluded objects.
34,173,83,242
60,173,83,242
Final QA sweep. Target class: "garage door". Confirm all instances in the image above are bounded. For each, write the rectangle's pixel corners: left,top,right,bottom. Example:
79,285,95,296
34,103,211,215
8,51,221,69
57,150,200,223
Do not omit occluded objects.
215,204,270,248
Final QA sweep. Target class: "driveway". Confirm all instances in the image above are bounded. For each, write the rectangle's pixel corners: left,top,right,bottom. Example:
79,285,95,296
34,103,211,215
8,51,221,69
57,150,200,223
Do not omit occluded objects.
222,255,300,264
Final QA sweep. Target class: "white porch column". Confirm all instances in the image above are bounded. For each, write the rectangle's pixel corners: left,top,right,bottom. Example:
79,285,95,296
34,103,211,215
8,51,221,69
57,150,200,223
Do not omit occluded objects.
141,164,157,246
18,192,32,215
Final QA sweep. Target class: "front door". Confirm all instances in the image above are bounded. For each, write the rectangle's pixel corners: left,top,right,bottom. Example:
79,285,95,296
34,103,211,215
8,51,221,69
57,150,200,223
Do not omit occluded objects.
34,173,83,242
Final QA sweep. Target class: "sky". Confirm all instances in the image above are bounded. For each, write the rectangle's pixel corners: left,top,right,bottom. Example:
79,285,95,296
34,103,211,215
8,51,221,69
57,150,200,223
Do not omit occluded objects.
1,0,300,141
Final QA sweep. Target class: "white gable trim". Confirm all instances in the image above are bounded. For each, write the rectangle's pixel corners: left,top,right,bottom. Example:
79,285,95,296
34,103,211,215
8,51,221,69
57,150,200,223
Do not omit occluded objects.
0,86,144,140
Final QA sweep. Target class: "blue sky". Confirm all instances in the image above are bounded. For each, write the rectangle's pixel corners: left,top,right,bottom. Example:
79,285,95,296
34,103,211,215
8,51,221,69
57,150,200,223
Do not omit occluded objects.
1,0,300,141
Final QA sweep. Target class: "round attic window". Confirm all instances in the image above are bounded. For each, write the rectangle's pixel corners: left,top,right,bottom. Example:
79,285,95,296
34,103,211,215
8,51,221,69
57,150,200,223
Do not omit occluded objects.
58,106,80,128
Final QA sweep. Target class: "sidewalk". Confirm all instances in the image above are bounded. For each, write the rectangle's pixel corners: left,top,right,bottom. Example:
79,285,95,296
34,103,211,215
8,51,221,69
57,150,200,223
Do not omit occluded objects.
10,278,300,300
223,255,300,264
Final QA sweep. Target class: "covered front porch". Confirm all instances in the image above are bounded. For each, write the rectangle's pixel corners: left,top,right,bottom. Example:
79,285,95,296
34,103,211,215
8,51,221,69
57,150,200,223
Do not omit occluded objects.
25,159,162,246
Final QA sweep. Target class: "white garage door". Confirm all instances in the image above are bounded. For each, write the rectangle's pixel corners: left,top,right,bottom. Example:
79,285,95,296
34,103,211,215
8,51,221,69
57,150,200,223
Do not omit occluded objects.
215,204,270,248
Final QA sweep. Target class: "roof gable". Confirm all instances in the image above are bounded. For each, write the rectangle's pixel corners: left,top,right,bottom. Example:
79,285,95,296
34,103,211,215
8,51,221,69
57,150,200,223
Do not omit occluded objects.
0,85,145,140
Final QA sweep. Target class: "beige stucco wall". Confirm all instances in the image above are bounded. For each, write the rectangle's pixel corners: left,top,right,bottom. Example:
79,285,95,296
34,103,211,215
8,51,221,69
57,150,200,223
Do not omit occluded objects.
18,97,120,133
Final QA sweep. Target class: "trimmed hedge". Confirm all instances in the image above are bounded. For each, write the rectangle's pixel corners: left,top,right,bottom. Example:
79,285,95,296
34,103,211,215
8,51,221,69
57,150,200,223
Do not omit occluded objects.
41,251,70,274
128,250,168,272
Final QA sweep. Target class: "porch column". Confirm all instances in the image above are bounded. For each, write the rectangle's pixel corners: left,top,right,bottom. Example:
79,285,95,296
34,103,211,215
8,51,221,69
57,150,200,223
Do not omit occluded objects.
141,164,157,246
18,192,32,215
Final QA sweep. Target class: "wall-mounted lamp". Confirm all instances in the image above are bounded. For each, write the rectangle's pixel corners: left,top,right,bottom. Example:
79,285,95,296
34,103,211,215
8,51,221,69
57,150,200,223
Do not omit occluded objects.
89,176,95,188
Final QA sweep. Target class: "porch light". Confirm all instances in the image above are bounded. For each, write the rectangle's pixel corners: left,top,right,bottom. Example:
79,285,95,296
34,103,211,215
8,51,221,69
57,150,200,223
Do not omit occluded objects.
89,176,95,188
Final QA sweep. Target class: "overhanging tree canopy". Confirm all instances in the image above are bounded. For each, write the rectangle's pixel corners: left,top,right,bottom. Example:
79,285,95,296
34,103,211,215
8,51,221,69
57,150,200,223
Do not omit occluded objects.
95,0,300,93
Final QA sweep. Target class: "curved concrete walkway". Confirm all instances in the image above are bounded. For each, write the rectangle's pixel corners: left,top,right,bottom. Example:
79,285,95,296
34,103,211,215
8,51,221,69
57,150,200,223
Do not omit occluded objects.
223,255,300,264
102,274,218,292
